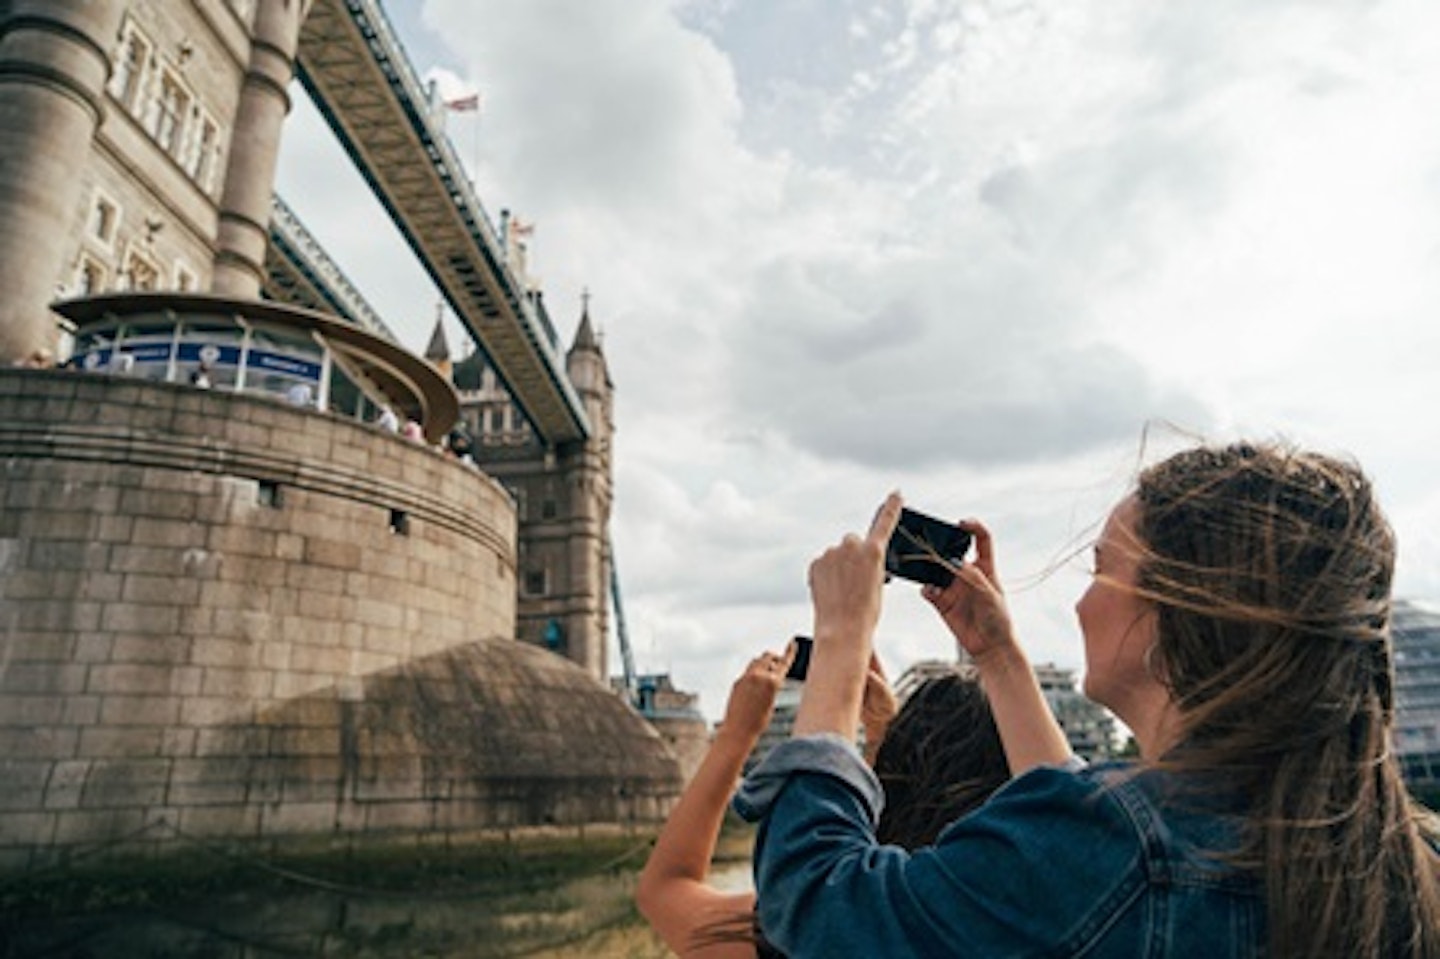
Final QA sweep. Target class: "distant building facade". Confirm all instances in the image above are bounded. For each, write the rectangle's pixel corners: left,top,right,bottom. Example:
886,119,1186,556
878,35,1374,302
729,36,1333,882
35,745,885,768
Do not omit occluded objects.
897,658,1117,762
1034,662,1116,761
1395,600,1440,791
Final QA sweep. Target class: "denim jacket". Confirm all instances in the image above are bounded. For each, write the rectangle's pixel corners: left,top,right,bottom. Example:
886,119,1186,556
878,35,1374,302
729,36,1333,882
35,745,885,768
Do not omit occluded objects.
734,734,1263,958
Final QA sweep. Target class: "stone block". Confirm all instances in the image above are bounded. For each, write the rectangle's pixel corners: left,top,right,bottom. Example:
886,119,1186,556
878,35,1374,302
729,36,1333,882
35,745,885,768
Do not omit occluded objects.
347,650,395,676
107,545,179,575
359,548,408,580
122,573,199,605
274,532,304,561
260,800,338,835
22,511,95,542
0,633,75,663
130,517,204,548
0,761,50,810
167,775,248,807
0,696,65,726
259,641,292,671
93,514,135,544
270,671,330,701
190,637,261,669
362,801,434,831
1,569,79,600
73,633,114,662
100,602,181,635
13,599,100,632
110,634,192,665
303,538,362,570
178,803,260,838
200,666,272,699
86,663,176,696
51,807,147,846
79,572,124,602
179,696,251,728
222,420,271,449
76,726,163,758
354,599,402,630
80,758,171,808
98,695,181,727
121,488,197,521
159,727,197,757
61,696,101,726
0,726,76,761
0,662,87,695
217,553,286,587
207,525,277,557
194,725,268,757
269,726,338,757
176,606,215,635
360,627,403,655
207,585,269,617
0,811,56,845
287,644,345,675
285,563,344,595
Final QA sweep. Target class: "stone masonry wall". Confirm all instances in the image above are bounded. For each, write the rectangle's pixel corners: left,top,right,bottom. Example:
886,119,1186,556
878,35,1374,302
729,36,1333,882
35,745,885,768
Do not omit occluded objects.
0,368,521,871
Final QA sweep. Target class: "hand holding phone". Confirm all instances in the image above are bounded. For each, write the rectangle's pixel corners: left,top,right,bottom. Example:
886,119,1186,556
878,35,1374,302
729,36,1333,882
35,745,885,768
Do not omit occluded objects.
785,635,813,681
884,508,972,588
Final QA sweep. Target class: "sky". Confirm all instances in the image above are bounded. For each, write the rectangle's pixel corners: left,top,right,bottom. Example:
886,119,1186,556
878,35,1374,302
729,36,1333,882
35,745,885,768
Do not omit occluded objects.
275,0,1440,723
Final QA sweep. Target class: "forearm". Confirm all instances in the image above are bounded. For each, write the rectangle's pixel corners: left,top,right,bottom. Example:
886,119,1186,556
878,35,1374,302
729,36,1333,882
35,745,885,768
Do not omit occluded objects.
792,627,870,739
639,727,754,892
973,645,1073,774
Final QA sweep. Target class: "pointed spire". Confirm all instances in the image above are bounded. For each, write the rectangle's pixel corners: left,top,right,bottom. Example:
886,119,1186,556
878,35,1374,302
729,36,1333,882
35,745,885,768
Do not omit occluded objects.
572,287,598,352
424,301,451,362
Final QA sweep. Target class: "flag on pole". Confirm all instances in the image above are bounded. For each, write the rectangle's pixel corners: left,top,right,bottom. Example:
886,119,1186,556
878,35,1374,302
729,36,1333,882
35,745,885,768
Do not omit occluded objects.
445,92,480,112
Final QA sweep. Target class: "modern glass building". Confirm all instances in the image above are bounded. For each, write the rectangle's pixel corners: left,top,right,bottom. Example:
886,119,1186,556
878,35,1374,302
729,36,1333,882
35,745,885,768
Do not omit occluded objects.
1395,599,1440,794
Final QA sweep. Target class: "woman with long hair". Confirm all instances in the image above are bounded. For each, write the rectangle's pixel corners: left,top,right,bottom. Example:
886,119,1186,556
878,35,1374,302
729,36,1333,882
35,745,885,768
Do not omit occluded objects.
738,441,1440,957
637,649,1009,957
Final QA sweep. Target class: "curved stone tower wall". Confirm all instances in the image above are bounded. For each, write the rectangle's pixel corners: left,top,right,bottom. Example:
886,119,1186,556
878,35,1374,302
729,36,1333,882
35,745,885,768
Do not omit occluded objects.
0,370,679,872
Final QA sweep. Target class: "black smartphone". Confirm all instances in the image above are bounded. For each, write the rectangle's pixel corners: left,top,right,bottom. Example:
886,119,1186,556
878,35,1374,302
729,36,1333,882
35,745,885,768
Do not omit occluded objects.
786,635,813,681
885,507,972,588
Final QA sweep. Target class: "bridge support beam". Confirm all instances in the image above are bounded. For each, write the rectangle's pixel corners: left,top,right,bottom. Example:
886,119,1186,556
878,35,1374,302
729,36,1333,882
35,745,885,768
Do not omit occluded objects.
0,1,122,364
212,0,310,298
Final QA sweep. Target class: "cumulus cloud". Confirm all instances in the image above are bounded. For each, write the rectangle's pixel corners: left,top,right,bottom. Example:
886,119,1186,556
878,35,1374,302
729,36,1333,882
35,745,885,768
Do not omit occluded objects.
276,0,1440,720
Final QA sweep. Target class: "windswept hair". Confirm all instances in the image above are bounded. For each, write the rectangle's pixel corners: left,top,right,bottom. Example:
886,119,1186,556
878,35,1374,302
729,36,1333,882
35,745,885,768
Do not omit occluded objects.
1134,441,1440,957
873,669,1010,849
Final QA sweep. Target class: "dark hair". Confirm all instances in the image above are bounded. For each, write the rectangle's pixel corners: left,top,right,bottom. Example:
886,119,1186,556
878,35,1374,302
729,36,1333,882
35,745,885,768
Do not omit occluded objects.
1133,441,1439,957
874,669,1010,848
697,669,1010,956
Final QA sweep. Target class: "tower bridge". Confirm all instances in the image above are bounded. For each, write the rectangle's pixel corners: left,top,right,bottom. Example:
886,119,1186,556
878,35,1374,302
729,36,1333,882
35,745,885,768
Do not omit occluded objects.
294,0,590,445
265,192,394,339
0,0,680,880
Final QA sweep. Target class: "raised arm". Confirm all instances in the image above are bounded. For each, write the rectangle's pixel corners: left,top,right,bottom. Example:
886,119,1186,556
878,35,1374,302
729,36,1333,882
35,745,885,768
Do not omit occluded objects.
636,648,791,958
922,519,1072,773
792,493,901,740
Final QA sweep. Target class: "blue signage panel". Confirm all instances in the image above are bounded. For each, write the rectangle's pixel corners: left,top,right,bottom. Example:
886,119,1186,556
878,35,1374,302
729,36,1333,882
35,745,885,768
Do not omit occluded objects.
176,343,242,366
246,350,321,381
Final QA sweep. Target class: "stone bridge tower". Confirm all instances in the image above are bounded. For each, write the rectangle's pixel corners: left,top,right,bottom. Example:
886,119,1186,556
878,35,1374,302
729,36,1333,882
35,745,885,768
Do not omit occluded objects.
449,300,615,682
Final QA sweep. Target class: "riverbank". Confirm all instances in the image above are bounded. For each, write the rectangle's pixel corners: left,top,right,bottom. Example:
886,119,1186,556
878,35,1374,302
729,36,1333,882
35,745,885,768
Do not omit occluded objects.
0,821,753,957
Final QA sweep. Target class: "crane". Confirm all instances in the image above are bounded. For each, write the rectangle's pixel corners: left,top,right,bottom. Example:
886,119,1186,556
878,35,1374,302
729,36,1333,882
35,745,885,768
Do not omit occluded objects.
608,535,645,713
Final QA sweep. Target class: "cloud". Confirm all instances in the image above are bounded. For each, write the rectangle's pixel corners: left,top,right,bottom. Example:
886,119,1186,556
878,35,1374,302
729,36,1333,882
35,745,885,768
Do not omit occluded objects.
277,0,1440,722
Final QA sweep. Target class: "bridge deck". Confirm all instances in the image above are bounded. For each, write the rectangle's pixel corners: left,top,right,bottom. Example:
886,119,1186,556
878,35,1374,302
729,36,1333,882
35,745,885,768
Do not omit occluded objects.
265,193,396,342
294,0,589,444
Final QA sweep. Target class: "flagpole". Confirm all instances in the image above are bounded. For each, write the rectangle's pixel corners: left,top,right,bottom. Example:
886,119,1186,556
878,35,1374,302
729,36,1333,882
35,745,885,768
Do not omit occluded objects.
471,109,480,189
